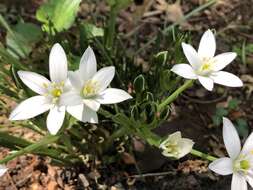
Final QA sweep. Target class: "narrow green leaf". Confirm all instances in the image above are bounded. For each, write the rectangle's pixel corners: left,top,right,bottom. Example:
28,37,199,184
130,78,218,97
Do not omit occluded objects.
0,135,59,164
134,74,145,93
6,22,43,58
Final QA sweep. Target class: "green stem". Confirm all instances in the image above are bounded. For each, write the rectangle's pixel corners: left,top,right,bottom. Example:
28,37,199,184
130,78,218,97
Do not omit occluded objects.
158,80,194,111
0,135,59,164
106,8,117,49
190,149,217,162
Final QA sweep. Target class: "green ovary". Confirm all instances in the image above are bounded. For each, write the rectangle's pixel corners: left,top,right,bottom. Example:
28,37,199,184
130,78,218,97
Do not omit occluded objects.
240,160,250,170
51,88,62,97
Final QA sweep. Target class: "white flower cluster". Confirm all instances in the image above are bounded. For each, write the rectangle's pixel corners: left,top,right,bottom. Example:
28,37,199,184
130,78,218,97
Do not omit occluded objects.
9,45,132,135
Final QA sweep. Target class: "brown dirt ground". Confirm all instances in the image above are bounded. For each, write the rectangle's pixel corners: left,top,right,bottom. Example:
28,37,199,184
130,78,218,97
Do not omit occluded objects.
0,0,253,189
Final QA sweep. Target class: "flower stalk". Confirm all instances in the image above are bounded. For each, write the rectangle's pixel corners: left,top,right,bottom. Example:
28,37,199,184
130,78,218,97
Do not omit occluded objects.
158,80,194,112
190,149,217,162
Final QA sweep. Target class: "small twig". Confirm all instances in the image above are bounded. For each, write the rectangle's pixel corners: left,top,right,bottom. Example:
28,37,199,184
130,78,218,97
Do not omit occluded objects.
7,172,18,190
130,171,176,178
181,90,228,104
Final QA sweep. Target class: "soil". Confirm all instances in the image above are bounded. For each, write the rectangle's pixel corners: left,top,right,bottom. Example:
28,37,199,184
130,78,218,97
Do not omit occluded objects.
0,0,253,189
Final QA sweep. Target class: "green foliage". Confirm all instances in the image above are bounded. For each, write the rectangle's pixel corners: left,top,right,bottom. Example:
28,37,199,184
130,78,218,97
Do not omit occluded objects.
212,107,228,126
6,22,43,59
233,41,253,65
228,99,240,110
36,0,81,34
212,99,247,135
155,51,168,66
106,0,133,12
236,118,249,139
133,74,145,94
80,23,104,40
212,99,240,126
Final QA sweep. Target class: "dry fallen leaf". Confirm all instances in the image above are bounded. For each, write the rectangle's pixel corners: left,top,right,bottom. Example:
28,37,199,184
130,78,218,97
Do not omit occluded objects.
155,0,191,28
47,181,58,190
132,137,145,152
121,152,136,165
178,160,208,174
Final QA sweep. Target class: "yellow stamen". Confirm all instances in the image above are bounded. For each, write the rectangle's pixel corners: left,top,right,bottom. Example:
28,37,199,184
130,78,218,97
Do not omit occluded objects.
197,57,216,75
82,80,98,97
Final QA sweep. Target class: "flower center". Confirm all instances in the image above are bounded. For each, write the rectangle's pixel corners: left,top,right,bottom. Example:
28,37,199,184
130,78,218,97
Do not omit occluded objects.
197,57,215,75
234,156,251,174
45,82,65,104
164,141,179,156
82,80,99,98
51,88,62,98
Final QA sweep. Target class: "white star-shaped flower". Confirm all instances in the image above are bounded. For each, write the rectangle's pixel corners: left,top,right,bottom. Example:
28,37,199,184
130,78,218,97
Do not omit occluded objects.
9,43,70,135
61,46,132,123
171,29,243,91
209,118,253,190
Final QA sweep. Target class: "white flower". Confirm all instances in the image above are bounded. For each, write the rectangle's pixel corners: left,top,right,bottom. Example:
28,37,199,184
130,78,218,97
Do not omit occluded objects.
9,43,70,135
159,131,194,159
60,46,132,123
0,165,7,177
171,29,243,91
209,117,253,190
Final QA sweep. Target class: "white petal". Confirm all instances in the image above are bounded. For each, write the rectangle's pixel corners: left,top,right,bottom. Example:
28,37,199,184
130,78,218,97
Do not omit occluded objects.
79,46,97,81
63,78,72,92
182,43,201,69
198,76,214,91
211,71,243,87
242,132,253,154
231,173,247,190
49,43,68,83
47,106,65,135
177,138,194,158
9,96,51,120
208,157,233,175
83,99,100,111
212,52,237,71
0,165,7,177
82,105,98,123
198,29,216,58
68,71,83,90
92,66,115,92
246,176,253,188
18,71,50,95
67,104,98,123
60,91,83,106
171,64,197,79
96,88,132,104
223,117,241,159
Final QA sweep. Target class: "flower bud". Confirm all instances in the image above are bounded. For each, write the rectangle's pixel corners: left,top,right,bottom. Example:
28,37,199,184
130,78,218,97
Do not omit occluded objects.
159,131,194,159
